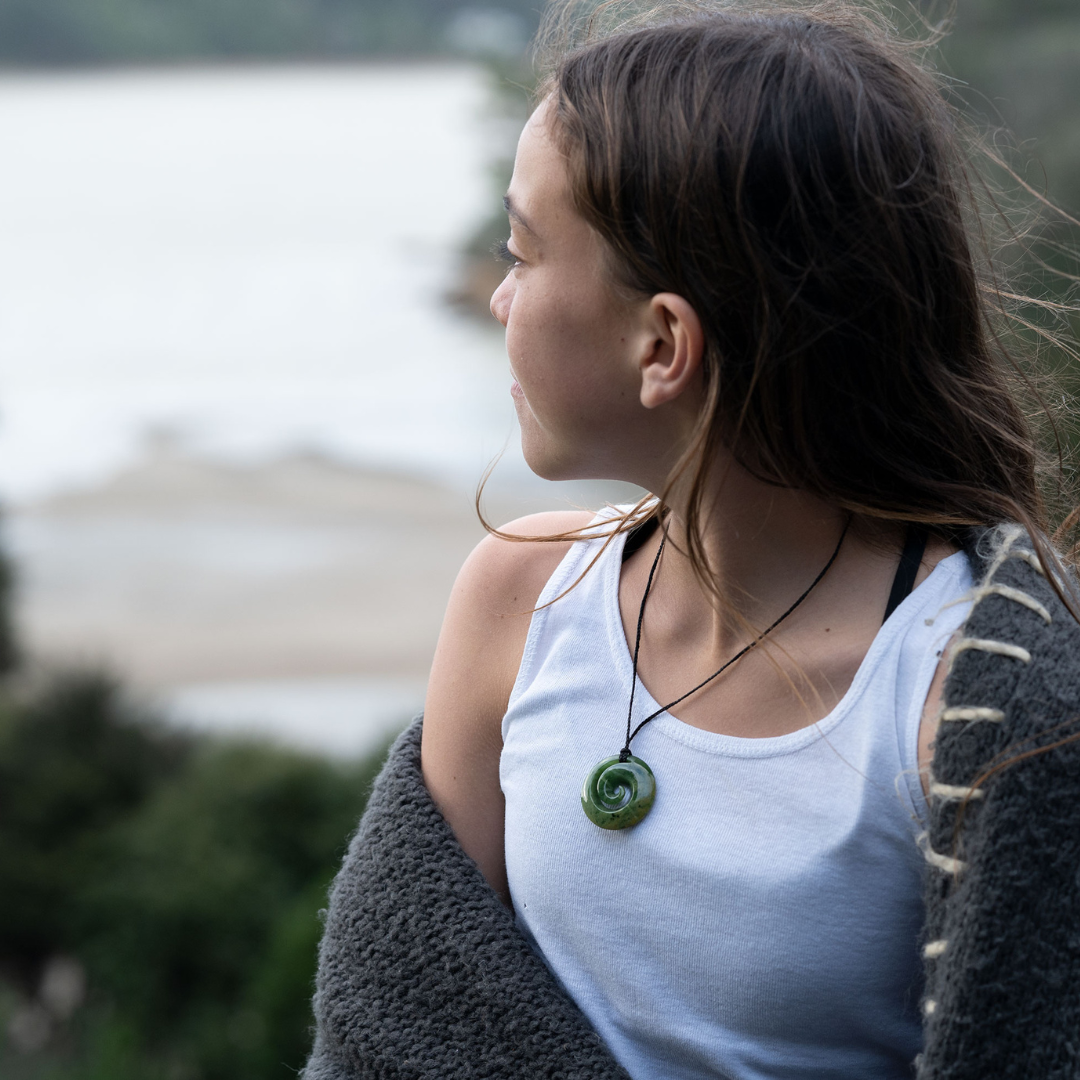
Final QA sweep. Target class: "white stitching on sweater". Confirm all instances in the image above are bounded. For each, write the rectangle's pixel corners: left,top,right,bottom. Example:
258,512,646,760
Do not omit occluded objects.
924,848,966,874
939,706,1005,723
969,584,1052,623
948,637,1031,668
982,524,1025,580
939,581,1051,624
979,524,1046,581
1009,549,1045,576
918,832,967,875
923,939,948,959
928,777,985,802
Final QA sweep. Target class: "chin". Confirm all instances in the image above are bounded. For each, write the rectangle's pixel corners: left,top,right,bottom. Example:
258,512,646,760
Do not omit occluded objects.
521,451,572,483
517,415,622,484
520,437,581,483
521,441,615,485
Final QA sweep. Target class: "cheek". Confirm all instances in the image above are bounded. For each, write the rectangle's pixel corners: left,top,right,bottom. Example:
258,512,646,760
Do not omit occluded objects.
503,284,553,375
502,273,632,410
509,282,590,359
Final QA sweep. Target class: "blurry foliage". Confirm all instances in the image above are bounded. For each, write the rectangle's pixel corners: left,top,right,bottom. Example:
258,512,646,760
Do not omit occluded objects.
936,0,1080,214
446,54,535,317
929,0,1080,521
0,675,190,975
0,539,17,675
455,0,1080,315
0,0,541,64
0,670,390,1079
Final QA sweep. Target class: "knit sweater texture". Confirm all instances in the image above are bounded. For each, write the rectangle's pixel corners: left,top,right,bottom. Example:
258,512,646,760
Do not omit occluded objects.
918,526,1080,1078
304,715,632,1080
306,526,1080,1080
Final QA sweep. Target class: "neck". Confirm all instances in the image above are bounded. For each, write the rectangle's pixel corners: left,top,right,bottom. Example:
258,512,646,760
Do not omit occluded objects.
652,456,861,641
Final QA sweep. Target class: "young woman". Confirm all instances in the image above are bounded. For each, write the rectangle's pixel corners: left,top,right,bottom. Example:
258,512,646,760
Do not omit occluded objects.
307,4,1080,1079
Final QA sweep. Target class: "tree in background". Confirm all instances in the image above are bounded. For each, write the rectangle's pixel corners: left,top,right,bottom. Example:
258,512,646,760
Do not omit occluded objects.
2,0,1073,214
0,0,537,64
941,0,1080,214
450,0,1080,315
0,674,389,1077
0,539,17,676
934,0,1080,495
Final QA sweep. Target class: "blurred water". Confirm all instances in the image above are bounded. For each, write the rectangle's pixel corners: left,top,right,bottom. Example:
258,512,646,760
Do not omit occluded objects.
0,64,522,502
0,65,548,757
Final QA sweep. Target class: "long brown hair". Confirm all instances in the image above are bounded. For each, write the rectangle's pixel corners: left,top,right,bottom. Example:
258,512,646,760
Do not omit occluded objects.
482,0,1080,610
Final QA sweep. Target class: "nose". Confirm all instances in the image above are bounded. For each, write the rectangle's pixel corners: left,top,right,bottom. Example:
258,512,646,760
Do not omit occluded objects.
490,273,512,327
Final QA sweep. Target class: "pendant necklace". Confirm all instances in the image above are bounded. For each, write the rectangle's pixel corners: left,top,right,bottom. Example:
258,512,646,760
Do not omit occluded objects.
581,518,851,830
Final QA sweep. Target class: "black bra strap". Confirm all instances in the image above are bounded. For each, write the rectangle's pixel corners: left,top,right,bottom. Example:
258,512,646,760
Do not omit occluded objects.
621,515,661,563
624,517,926,620
883,527,928,624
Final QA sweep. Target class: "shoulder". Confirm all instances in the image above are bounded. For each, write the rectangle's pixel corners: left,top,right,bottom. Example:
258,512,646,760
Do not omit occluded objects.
420,509,598,900
429,507,598,725
451,510,598,631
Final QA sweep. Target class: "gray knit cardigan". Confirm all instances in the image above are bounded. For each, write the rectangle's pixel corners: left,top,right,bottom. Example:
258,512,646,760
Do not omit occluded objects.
305,526,1080,1080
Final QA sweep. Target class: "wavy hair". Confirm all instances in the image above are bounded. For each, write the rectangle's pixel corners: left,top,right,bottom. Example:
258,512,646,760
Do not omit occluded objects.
481,0,1080,618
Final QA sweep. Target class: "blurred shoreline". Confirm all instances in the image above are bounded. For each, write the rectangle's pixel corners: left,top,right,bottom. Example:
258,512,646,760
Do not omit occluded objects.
0,62,639,760
5,440,639,756
9,444,481,685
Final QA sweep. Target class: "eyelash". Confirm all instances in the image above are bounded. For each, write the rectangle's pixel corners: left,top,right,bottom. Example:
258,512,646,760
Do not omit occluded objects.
494,239,520,266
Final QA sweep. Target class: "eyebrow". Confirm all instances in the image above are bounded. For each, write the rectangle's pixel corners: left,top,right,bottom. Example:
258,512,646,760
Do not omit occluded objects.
503,194,537,235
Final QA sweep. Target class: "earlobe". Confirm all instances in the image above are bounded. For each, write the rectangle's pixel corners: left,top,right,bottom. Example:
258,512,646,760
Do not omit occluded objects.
638,293,705,410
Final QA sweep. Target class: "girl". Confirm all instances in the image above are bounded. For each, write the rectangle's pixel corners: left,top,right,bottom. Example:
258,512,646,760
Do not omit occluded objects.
307,3,1080,1078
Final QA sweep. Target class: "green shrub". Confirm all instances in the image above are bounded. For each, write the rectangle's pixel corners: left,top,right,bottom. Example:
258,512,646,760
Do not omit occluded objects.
0,671,392,1079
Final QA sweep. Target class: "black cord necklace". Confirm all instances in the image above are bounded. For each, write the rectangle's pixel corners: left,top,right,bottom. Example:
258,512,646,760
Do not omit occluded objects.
581,518,851,830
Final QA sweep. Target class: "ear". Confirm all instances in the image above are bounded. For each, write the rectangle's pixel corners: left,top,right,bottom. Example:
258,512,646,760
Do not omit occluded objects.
637,293,705,410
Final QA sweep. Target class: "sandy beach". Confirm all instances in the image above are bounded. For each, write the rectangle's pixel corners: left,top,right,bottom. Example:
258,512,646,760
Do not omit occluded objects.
11,442,489,685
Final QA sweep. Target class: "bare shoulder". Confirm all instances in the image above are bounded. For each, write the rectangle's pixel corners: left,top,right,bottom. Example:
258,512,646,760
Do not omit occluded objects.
426,508,595,718
450,510,597,627
421,509,595,902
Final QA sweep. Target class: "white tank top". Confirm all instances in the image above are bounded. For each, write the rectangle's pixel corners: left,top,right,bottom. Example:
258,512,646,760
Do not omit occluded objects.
501,515,974,1080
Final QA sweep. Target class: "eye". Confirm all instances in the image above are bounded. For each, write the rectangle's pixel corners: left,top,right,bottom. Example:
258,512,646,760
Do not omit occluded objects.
493,239,521,267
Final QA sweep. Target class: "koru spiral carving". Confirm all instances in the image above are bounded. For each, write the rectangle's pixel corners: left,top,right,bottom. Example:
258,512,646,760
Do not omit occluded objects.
581,755,656,829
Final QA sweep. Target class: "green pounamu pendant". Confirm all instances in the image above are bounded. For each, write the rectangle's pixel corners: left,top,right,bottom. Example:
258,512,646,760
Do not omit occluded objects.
581,755,656,830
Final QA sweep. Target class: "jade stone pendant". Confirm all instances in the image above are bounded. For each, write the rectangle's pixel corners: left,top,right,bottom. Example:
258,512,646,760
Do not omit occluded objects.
581,754,656,830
